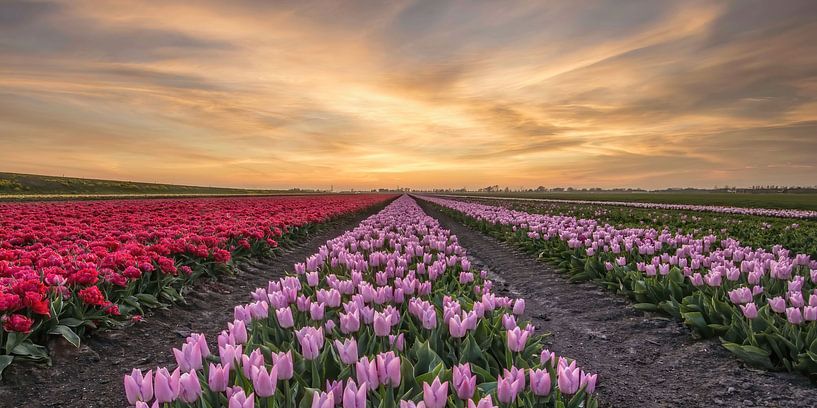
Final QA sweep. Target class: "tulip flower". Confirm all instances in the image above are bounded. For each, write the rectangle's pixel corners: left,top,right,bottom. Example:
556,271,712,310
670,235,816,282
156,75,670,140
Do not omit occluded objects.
251,365,278,398
506,326,530,352
124,368,153,404
376,351,401,387
276,307,295,328
530,368,551,396
340,310,361,334
228,390,254,408
448,314,467,338
343,379,367,408
154,367,180,403
805,306,817,321
208,363,230,392
468,396,498,408
768,296,787,313
496,372,519,404
271,350,294,380
452,363,476,400
296,327,324,360
173,342,203,372
334,338,359,365
179,369,202,403
310,302,326,321
373,311,392,336
740,303,759,319
228,320,248,344
356,356,379,391
312,390,335,408
557,362,581,394
422,377,449,408
580,371,597,394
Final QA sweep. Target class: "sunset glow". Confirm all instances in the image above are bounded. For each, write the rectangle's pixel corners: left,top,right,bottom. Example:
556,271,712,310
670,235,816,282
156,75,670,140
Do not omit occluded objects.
1,0,816,189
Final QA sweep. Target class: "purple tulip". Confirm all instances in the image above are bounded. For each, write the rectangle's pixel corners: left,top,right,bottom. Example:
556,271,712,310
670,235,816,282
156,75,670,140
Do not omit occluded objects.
557,362,581,394
467,396,498,408
356,356,379,391
173,342,203,372
580,371,597,394
740,303,758,319
271,350,294,380
276,307,294,328
124,368,153,404
448,314,467,338
311,390,335,408
228,390,254,408
422,377,448,408
768,296,787,313
208,363,230,392
296,327,324,360
373,311,392,337
340,310,361,334
452,363,476,400
154,367,180,403
251,365,277,397
376,351,401,388
179,369,202,403
310,302,326,321
334,338,359,365
342,379,367,408
805,306,817,321
530,368,551,396
506,326,530,352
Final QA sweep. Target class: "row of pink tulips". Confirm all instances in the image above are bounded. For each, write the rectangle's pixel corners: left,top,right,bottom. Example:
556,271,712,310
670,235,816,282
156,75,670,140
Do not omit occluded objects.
438,195,817,219
124,195,599,407
420,195,817,376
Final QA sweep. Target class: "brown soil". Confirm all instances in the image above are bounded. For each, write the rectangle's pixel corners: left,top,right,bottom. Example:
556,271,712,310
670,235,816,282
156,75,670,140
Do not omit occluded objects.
0,205,385,408
417,198,817,408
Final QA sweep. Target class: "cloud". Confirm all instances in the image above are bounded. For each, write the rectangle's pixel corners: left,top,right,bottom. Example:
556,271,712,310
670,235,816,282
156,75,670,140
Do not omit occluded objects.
0,0,815,189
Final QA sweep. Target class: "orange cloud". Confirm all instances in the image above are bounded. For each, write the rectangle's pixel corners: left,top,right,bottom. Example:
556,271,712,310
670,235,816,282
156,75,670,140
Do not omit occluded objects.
1,0,816,189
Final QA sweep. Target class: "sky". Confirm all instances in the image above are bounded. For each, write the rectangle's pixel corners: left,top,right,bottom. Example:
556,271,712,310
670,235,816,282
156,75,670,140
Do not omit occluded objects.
1,0,816,190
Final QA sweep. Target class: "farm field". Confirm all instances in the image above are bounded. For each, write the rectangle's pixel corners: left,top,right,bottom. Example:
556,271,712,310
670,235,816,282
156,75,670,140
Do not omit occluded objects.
441,192,817,212
4,193,817,407
0,173,321,200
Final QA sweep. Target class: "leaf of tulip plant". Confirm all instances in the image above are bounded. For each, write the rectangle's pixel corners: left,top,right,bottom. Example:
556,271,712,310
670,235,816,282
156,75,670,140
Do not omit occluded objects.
722,342,774,369
49,325,81,348
0,355,13,380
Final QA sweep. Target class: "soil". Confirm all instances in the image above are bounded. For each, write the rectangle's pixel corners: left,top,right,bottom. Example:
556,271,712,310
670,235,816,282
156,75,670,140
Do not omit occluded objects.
0,205,386,408
417,198,817,408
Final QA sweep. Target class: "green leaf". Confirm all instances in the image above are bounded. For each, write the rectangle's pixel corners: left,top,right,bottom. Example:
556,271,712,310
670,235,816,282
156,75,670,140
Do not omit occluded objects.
0,355,13,379
721,342,773,369
58,318,85,328
49,325,81,348
632,303,658,312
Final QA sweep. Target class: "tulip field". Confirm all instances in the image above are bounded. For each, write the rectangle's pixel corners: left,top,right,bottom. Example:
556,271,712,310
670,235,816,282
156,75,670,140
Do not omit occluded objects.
4,193,817,407
123,196,598,408
0,195,389,375
421,195,817,378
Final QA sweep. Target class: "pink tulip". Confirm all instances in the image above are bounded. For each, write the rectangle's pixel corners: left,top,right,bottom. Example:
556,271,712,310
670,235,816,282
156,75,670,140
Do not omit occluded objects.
376,351,401,388
271,350,294,380
296,326,324,360
557,362,581,394
228,320,248,344
530,368,551,396
251,365,277,397
334,338,359,365
208,363,230,392
124,368,153,404
448,314,467,338
276,307,294,328
740,303,758,319
228,390,254,408
467,396,498,408
311,390,335,408
342,379,367,408
422,377,448,408
580,372,597,394
769,296,787,313
173,342,203,372
373,311,392,337
340,310,361,334
310,302,326,321
179,369,202,403
356,356,379,391
452,363,476,400
154,367,180,403
506,326,530,352
805,306,817,321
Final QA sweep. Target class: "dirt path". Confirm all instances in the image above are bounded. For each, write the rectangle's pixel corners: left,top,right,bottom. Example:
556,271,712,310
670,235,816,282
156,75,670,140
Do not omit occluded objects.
0,206,385,408
418,199,817,408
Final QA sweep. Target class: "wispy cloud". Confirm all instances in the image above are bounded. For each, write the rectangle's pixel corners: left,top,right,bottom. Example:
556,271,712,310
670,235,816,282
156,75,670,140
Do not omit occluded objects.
1,0,816,189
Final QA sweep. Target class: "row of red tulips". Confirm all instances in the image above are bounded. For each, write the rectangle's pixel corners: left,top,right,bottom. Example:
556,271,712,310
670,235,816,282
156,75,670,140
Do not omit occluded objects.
0,195,393,376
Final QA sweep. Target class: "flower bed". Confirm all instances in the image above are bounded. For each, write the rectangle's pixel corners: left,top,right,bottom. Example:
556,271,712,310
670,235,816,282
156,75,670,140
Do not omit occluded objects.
421,195,817,379
0,195,392,374
124,196,598,407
